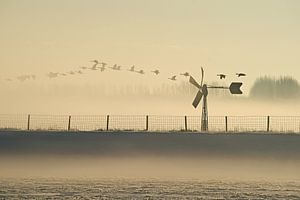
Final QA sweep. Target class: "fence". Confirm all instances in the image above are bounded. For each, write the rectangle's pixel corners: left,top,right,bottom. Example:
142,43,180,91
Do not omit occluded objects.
0,114,300,133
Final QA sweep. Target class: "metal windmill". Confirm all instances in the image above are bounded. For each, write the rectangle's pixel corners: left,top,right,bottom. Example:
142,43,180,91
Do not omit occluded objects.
189,67,243,131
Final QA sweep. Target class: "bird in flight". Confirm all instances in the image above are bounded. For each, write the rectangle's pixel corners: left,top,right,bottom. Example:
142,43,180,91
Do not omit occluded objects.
47,72,59,78
17,75,31,82
80,66,88,70
100,62,107,67
236,73,246,77
168,75,177,81
110,64,121,71
180,72,190,77
90,65,98,70
128,65,135,72
90,60,100,70
137,70,145,74
109,64,118,70
99,66,106,72
217,74,226,79
151,70,160,75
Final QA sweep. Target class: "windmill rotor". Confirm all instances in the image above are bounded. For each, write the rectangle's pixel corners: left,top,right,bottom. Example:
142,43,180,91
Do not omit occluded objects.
200,67,204,86
189,76,201,89
192,90,203,108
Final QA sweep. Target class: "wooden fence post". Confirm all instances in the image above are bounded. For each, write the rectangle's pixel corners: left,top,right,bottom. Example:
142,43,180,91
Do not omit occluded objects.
27,114,31,131
146,115,149,131
225,116,228,132
106,115,110,131
68,115,71,131
267,116,270,132
184,116,188,131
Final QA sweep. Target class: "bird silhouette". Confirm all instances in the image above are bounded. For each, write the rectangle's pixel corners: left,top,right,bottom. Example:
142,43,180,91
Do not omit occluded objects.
47,72,59,78
217,74,226,79
236,73,246,77
180,72,190,77
128,65,135,72
109,64,118,70
168,75,177,81
80,66,88,70
151,70,160,75
100,62,107,67
89,65,98,70
90,60,100,70
137,70,145,74
17,75,30,82
99,66,106,72
68,71,76,75
77,70,83,74
109,64,121,71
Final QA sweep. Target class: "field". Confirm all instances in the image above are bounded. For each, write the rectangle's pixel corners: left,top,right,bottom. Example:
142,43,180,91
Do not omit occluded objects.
1,131,300,199
1,178,300,199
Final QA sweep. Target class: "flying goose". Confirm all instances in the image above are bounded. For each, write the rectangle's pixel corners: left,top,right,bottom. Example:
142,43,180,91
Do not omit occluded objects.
168,75,177,81
236,73,246,77
217,74,226,79
128,65,135,72
47,72,59,78
180,72,190,77
151,70,160,75
90,60,100,70
137,70,145,74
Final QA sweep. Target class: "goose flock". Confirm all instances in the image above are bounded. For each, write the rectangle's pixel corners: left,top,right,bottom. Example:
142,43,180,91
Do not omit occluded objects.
1,59,246,83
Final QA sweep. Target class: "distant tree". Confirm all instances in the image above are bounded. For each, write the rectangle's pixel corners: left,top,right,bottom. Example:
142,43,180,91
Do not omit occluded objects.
250,76,300,100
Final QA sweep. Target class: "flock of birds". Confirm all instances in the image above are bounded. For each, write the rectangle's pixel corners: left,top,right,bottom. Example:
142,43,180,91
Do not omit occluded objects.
2,59,246,83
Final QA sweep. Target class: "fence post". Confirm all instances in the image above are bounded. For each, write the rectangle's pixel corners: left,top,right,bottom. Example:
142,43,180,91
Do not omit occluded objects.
27,114,31,131
106,115,110,131
225,116,228,132
267,116,270,132
184,116,188,131
68,115,71,131
145,115,149,131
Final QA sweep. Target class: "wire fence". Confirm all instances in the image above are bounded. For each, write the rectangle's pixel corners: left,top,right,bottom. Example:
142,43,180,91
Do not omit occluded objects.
0,114,300,133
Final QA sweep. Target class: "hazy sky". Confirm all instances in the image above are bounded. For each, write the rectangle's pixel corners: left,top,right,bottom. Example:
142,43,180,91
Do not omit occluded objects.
1,0,300,80
0,0,300,114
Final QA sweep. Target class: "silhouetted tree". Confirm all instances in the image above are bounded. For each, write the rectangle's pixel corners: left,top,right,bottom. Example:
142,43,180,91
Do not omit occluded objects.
250,76,300,100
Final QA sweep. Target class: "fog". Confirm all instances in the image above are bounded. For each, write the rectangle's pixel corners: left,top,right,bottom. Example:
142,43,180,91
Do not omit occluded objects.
1,156,300,181
1,78,299,116
1,132,300,181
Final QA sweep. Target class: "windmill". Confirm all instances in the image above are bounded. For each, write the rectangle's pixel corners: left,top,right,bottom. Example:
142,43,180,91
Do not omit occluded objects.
189,67,243,131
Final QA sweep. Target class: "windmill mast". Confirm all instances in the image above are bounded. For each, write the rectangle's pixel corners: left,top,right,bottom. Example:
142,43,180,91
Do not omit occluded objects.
201,84,208,131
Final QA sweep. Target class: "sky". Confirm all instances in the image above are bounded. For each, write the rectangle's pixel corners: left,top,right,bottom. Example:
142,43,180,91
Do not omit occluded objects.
0,0,300,114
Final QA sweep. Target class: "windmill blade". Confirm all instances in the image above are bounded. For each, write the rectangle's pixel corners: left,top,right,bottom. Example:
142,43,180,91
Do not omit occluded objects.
229,82,243,94
200,67,204,86
189,76,201,89
192,90,203,108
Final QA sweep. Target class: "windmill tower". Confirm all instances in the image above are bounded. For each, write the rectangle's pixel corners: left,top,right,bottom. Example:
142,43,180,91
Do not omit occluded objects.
189,67,243,131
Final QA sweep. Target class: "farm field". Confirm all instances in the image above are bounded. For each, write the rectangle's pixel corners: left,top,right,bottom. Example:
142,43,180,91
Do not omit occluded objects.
1,131,300,199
